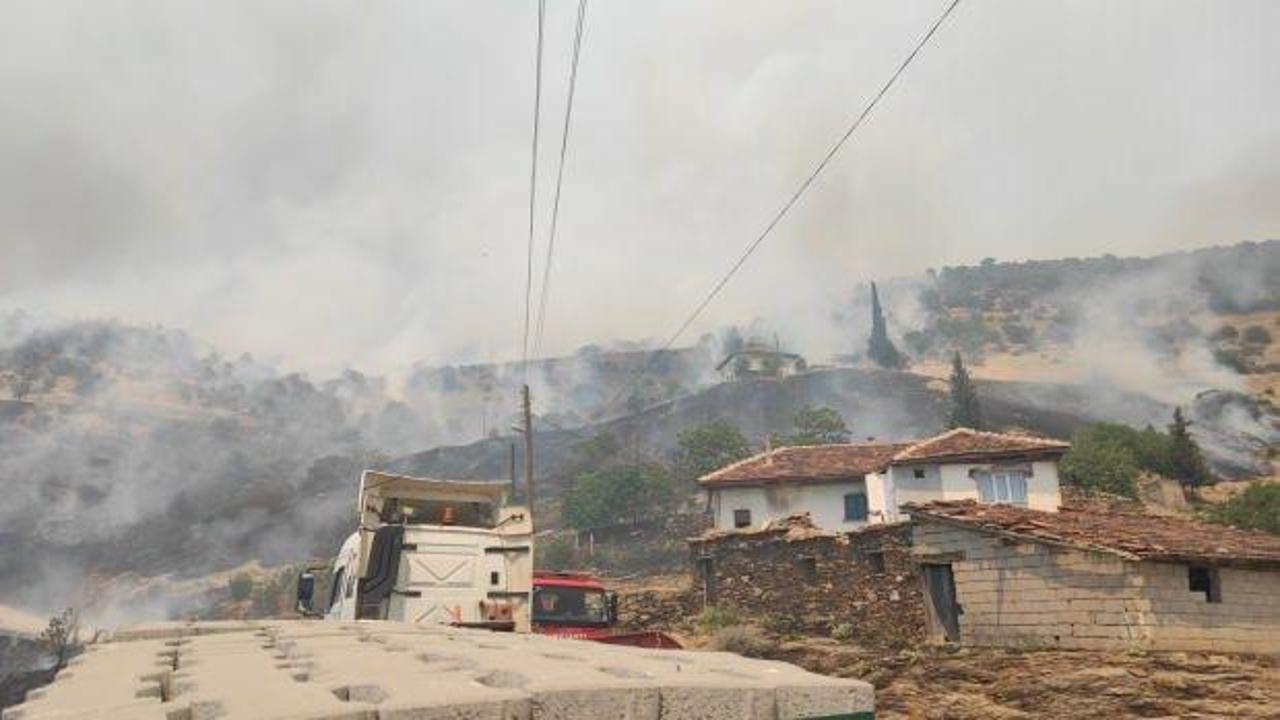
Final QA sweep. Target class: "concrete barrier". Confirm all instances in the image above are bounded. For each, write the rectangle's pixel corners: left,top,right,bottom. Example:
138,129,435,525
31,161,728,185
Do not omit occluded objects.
4,620,873,719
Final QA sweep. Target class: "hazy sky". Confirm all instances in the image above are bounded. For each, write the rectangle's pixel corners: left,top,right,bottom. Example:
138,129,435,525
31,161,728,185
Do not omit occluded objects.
2,0,1277,373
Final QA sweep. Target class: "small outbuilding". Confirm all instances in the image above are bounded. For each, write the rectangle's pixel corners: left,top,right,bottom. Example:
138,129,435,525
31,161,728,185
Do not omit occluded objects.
716,341,807,381
908,500,1280,654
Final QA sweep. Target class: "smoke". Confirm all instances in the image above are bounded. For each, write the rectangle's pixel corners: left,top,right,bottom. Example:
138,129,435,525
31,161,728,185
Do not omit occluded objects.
2,1,1279,376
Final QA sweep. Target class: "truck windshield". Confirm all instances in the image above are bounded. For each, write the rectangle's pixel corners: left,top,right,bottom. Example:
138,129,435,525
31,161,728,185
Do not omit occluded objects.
532,586,608,625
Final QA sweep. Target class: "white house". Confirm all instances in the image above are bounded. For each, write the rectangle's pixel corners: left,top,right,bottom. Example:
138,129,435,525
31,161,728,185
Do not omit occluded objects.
699,428,1068,533
716,341,807,381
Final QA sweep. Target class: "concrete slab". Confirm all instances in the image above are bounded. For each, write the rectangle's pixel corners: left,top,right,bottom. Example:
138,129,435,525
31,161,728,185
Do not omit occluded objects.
5,620,874,720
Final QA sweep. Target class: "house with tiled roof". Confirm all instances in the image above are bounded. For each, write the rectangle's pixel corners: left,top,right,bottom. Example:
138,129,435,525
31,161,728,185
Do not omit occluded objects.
907,500,1280,653
698,428,1069,533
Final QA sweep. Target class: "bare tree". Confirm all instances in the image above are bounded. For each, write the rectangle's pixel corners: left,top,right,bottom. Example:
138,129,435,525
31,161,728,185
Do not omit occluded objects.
40,608,82,671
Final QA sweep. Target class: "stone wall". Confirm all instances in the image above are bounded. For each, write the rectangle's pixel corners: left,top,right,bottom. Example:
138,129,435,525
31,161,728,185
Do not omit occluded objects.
688,524,927,645
1138,562,1280,654
912,520,1280,654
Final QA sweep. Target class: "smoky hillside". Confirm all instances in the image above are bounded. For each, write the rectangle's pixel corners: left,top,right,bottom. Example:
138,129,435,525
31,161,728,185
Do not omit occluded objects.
0,241,1277,620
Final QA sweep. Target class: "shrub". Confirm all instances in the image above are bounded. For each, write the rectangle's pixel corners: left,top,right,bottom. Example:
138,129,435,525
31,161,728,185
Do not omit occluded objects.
831,623,856,642
1242,325,1273,345
1203,482,1280,534
1001,322,1034,345
1211,325,1239,342
228,573,254,601
696,606,741,633
711,626,776,658
1214,348,1249,373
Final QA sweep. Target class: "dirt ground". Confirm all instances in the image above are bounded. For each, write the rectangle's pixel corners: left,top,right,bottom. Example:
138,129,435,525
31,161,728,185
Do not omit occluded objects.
613,579,1280,719
769,639,1280,720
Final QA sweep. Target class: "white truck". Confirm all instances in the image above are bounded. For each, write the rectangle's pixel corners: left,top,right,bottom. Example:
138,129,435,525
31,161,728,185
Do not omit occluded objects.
297,470,533,632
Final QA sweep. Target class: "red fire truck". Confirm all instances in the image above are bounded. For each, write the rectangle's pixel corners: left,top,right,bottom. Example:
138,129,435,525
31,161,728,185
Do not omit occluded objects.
531,571,681,649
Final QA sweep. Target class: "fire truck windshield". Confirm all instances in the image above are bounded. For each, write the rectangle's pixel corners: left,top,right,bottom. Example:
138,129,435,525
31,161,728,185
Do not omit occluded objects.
532,585,608,625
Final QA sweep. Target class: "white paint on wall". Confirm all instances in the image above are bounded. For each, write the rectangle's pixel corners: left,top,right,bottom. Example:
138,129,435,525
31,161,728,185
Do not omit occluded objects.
710,479,871,532
707,458,1063,532
935,460,1061,511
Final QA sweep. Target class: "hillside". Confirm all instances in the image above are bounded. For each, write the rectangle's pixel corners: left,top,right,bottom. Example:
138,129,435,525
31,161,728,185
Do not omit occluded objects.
1,242,1277,624
396,367,1272,503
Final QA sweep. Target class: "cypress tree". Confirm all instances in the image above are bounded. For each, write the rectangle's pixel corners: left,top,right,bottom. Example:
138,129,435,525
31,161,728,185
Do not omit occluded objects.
947,351,982,429
866,282,905,369
1168,407,1211,493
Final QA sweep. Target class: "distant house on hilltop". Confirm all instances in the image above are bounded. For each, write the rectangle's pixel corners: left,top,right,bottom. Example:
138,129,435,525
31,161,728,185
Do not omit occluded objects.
699,428,1069,533
716,340,806,381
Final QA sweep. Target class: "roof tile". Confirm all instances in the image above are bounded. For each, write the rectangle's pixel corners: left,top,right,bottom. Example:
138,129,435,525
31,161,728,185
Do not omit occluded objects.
908,499,1280,568
891,428,1068,464
699,443,911,486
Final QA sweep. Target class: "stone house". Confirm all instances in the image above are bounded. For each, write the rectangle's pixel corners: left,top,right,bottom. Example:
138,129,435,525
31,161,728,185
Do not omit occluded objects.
687,515,927,642
699,428,1069,533
909,500,1280,654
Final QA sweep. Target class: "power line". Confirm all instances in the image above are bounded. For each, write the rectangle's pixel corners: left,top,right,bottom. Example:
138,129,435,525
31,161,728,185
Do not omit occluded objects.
533,0,590,359
606,0,963,416
521,0,548,379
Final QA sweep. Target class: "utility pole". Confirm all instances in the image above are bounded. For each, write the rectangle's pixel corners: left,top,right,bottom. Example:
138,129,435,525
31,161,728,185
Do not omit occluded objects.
508,441,517,496
521,384,535,526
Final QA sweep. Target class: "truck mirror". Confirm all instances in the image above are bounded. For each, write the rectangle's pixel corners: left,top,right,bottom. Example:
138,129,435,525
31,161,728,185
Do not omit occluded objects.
606,591,619,624
296,572,317,616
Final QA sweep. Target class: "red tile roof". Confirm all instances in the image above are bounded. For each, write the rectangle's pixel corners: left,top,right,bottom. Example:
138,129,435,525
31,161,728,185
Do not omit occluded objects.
891,428,1069,464
699,443,912,486
908,500,1280,568
698,428,1070,487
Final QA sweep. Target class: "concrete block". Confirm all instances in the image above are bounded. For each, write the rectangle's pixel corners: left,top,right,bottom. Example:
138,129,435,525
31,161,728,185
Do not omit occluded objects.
6,621,873,720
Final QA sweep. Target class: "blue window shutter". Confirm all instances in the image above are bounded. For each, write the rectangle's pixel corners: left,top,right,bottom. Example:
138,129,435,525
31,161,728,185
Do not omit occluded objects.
844,493,868,521
975,472,994,503
1010,472,1028,506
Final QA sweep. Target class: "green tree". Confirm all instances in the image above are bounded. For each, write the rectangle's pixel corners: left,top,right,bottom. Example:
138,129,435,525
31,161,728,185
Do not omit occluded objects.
1059,430,1140,497
560,462,680,530
228,573,254,601
946,351,982,429
775,406,851,446
1203,482,1280,534
1168,407,1213,493
672,421,752,485
866,282,906,369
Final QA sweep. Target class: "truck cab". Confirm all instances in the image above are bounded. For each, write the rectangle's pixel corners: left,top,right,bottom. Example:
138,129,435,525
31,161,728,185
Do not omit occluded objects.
300,470,533,632
531,572,617,640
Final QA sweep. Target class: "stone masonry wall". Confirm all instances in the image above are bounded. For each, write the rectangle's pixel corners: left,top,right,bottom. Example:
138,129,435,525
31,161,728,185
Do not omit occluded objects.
1139,563,1280,654
689,524,927,645
912,520,1280,654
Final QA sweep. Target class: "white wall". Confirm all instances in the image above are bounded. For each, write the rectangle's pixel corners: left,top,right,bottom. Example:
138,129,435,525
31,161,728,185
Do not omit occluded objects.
887,465,943,520
709,458,1064,532
934,460,1061,511
711,479,873,532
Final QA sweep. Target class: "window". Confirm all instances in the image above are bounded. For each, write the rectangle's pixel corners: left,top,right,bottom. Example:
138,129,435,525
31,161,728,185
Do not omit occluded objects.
344,570,356,599
913,468,926,479
1188,566,1221,603
975,470,1028,506
865,550,886,574
797,556,818,582
733,509,752,528
844,492,869,521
